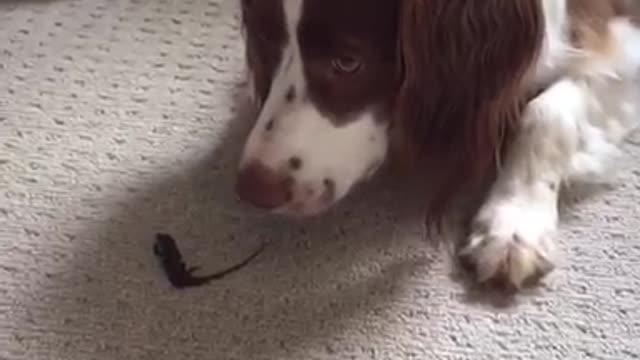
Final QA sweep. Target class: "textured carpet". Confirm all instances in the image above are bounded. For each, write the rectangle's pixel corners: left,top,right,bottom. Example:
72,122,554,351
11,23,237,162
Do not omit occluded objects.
1,1,640,359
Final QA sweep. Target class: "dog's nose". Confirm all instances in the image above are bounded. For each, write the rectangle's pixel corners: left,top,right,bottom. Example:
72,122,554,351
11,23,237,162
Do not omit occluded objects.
235,162,293,209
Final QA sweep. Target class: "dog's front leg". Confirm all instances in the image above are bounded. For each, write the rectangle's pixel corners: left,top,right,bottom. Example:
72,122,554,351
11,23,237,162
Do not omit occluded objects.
460,79,589,289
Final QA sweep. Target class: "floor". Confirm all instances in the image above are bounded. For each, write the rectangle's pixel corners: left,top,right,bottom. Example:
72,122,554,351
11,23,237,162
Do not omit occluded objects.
1,0,639,359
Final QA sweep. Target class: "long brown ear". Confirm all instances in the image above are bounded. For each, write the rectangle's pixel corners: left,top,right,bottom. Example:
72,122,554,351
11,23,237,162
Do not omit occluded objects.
394,0,544,223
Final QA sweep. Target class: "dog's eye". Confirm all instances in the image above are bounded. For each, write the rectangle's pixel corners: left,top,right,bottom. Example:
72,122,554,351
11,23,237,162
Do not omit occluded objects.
331,56,362,74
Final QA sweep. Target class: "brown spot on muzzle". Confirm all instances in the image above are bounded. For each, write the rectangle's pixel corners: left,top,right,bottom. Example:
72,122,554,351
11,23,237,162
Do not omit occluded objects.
235,162,293,209
320,178,336,203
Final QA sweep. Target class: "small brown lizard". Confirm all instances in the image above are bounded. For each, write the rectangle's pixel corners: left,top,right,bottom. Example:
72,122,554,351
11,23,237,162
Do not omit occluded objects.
153,233,266,289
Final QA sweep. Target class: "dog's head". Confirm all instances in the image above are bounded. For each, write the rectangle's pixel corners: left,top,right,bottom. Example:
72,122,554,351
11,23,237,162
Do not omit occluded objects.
236,0,543,218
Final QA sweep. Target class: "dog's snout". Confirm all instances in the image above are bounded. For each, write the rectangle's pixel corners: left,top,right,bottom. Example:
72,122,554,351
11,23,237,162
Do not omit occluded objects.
235,162,293,209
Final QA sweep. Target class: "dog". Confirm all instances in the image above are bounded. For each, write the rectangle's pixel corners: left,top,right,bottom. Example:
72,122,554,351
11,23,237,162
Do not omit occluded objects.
234,0,640,290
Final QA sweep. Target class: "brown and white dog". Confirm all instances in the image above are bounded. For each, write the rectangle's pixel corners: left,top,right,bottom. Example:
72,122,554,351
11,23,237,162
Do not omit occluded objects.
235,0,640,290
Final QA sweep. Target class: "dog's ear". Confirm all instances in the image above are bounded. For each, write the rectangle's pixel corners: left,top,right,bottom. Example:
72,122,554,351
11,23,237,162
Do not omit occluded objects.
393,0,545,222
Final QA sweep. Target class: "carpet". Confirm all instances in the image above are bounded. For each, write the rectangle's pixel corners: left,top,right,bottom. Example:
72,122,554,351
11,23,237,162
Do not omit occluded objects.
1,0,639,359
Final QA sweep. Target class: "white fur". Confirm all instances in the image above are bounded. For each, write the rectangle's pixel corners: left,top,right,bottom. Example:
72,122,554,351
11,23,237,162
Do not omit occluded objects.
240,0,640,287
463,2,640,287
239,0,388,216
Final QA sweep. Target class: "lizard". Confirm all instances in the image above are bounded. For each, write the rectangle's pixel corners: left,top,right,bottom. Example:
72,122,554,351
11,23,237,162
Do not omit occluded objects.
153,233,267,289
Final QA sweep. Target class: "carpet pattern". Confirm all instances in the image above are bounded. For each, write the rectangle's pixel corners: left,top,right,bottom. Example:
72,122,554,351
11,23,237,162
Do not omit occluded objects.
1,1,639,359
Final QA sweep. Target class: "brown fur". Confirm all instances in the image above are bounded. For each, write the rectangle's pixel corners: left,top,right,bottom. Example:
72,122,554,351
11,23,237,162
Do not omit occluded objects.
568,0,620,51
568,0,640,50
393,0,545,223
611,0,640,24
241,0,288,103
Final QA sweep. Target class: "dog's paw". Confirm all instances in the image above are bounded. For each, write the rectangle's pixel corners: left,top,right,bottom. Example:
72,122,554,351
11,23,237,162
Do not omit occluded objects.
460,232,556,290
460,195,558,290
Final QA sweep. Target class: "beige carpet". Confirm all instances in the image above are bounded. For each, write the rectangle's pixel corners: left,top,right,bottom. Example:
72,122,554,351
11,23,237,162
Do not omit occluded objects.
1,0,640,359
